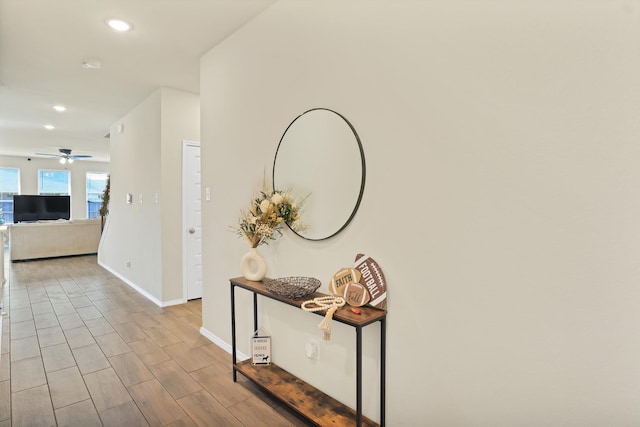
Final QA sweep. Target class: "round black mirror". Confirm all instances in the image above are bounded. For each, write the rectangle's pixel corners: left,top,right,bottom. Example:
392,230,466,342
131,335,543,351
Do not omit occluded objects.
273,108,366,241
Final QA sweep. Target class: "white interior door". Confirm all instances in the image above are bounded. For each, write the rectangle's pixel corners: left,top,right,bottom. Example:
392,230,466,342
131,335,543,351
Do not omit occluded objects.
183,142,202,300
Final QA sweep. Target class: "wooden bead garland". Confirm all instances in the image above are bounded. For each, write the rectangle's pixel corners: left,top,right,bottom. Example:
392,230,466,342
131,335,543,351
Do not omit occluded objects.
301,296,345,340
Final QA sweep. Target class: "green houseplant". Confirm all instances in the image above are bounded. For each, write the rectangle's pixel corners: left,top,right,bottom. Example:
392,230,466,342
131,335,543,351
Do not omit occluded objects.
99,175,110,232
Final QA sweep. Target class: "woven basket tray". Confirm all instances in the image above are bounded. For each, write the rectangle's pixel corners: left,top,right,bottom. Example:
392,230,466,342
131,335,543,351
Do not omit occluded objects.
264,277,321,299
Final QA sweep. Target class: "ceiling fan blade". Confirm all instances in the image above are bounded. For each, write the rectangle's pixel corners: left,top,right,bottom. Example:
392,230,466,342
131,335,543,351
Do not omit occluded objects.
35,149,92,160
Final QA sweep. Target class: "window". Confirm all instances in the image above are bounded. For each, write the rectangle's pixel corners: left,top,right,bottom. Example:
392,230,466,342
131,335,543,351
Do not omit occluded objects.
86,172,108,219
0,167,20,224
38,170,70,196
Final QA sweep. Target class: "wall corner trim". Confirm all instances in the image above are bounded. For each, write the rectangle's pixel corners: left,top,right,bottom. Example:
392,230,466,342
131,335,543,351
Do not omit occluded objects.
97,260,185,307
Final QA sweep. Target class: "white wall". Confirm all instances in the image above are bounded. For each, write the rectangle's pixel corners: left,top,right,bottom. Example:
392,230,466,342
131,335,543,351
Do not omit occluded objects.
160,88,201,302
200,1,640,425
0,155,109,220
100,90,163,301
99,88,199,305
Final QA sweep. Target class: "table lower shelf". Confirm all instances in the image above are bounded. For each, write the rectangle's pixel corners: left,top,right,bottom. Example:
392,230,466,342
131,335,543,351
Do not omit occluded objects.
234,360,378,427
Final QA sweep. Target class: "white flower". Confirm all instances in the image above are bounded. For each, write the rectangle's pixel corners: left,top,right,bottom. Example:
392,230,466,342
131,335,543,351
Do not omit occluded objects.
259,199,271,213
271,193,283,205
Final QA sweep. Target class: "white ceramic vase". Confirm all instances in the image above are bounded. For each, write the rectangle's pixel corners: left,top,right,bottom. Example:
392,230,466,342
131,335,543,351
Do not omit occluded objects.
241,247,267,281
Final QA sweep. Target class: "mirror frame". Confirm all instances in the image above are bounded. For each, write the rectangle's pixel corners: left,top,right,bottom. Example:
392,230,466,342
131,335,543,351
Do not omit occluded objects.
272,107,366,241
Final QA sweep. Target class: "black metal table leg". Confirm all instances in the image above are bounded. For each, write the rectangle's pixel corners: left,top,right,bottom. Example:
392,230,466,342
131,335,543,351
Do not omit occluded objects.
380,318,386,426
253,292,258,333
231,284,237,382
356,325,362,427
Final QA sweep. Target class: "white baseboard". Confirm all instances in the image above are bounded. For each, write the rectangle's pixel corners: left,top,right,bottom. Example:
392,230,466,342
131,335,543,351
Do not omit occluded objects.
200,326,249,361
97,261,241,362
98,260,186,308
161,298,187,307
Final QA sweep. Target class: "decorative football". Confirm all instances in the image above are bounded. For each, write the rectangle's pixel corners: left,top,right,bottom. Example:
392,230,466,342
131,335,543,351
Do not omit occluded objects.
343,282,371,307
354,254,387,309
328,268,361,296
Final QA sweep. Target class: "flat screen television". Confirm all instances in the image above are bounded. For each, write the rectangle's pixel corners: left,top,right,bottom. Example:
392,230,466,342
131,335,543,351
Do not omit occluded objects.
13,195,71,222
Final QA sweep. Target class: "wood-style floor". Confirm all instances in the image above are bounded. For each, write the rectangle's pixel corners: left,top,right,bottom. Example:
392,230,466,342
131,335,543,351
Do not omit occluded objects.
0,254,309,426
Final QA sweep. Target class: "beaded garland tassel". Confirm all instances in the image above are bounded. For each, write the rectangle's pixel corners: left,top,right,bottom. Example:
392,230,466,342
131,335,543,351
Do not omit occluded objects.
301,296,346,340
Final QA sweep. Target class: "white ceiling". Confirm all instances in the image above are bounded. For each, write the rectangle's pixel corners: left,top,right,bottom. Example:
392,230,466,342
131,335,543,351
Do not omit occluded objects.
0,0,275,163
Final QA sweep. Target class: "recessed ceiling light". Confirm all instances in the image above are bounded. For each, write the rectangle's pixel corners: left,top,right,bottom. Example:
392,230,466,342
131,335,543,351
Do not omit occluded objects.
53,105,66,112
106,18,132,32
44,124,55,130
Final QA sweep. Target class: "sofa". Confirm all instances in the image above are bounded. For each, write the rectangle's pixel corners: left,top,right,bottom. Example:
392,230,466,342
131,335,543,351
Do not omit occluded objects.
9,218,101,261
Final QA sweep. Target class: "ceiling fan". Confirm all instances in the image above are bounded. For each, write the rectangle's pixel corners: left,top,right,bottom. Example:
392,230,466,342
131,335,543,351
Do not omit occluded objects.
35,148,93,164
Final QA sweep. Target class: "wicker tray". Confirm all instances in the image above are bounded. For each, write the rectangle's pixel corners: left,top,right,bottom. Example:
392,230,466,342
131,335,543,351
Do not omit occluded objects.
264,277,321,299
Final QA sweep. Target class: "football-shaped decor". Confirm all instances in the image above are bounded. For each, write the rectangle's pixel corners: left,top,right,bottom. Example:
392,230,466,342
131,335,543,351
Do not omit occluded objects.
354,254,387,309
343,282,371,307
328,268,361,296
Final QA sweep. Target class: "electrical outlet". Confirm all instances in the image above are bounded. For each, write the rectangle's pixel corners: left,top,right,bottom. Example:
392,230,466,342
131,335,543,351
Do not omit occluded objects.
305,340,319,360
126,259,131,268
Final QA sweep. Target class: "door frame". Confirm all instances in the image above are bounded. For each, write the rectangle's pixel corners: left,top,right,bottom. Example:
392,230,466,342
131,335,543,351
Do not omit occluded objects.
182,140,202,301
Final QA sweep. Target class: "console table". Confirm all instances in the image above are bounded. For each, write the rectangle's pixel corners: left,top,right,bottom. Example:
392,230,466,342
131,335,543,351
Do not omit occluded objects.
230,277,386,427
